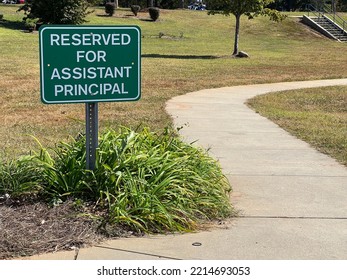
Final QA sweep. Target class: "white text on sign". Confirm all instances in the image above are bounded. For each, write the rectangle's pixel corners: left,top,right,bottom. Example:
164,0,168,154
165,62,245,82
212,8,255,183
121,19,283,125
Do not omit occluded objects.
50,33,131,46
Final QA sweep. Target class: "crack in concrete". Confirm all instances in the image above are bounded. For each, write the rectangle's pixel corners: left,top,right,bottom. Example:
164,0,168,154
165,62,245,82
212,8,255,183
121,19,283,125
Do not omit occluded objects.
239,215,347,220
93,245,182,260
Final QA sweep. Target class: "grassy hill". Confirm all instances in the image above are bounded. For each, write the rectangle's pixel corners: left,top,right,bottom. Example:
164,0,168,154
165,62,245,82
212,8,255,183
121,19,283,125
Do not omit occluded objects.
0,5,346,157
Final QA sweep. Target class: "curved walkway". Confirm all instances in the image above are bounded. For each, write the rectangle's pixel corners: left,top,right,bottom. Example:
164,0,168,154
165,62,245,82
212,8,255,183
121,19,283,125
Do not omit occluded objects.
165,79,347,259
26,79,347,260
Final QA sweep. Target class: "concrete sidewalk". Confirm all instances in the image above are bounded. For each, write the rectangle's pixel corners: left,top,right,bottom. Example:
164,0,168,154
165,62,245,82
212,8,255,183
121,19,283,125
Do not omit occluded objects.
26,79,347,260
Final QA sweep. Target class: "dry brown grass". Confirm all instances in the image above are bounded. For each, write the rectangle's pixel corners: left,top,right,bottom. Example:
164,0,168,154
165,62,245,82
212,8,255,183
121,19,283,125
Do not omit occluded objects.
248,86,347,166
1,8,347,158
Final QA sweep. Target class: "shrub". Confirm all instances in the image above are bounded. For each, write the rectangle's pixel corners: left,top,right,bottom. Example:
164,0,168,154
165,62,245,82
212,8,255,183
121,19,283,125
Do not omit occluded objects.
130,5,141,16
148,7,160,21
0,128,233,233
0,157,42,199
0,14,3,21
17,0,90,25
24,18,38,32
105,2,116,16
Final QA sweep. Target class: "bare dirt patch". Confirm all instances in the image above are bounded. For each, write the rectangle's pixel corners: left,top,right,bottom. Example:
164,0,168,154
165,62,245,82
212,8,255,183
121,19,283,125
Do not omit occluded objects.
0,200,132,259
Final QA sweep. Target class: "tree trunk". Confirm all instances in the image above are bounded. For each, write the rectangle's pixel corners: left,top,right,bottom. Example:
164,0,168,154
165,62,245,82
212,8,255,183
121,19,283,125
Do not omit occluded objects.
147,0,154,7
233,14,241,56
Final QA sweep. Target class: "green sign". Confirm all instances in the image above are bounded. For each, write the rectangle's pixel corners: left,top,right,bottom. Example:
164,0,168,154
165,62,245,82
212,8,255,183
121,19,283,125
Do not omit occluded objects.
39,25,141,104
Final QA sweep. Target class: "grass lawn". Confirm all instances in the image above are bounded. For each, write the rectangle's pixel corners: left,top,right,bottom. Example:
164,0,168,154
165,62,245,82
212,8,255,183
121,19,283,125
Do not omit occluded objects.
0,4,346,259
0,5,346,159
248,86,347,166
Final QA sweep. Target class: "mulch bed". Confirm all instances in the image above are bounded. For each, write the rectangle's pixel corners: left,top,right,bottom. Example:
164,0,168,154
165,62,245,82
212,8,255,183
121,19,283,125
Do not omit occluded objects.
0,198,227,259
0,200,131,260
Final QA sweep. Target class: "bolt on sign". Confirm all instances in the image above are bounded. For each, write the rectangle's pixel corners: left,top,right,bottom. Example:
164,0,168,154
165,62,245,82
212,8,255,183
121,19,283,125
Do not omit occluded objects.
39,26,141,104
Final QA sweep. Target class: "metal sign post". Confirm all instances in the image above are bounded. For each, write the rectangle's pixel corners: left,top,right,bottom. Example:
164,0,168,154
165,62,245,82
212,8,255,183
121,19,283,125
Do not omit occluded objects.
86,102,98,170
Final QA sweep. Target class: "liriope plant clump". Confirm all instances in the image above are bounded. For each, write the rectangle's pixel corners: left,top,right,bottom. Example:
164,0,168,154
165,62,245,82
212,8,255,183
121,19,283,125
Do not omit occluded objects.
0,127,233,233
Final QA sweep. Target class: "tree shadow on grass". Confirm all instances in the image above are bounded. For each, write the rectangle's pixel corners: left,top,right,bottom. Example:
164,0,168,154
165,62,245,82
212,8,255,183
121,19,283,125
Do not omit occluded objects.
96,14,137,18
139,18,155,22
142,54,220,60
0,19,25,31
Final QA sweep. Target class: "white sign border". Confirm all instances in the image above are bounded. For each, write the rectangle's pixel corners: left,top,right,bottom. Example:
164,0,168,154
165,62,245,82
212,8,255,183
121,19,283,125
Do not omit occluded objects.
39,25,141,104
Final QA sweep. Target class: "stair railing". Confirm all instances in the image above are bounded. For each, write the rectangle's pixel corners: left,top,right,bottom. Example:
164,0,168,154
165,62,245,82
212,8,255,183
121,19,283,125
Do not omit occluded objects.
306,3,346,34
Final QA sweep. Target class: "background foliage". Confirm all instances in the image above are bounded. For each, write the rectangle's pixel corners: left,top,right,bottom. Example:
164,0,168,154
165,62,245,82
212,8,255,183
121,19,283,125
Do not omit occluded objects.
19,0,91,24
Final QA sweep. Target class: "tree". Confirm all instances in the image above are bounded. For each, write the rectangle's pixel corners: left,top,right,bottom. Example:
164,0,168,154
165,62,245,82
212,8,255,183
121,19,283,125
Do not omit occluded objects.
19,0,91,25
105,0,119,9
208,0,286,56
271,0,308,11
337,0,347,11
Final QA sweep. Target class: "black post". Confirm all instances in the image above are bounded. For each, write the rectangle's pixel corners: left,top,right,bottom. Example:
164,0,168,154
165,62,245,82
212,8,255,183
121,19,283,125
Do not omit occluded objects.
86,102,98,170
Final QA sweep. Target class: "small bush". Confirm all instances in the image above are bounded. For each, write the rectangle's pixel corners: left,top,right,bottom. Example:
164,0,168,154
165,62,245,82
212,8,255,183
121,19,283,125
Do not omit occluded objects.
0,14,4,21
0,157,42,199
17,0,90,25
130,5,141,16
0,128,233,233
105,2,116,16
24,18,38,32
148,7,160,21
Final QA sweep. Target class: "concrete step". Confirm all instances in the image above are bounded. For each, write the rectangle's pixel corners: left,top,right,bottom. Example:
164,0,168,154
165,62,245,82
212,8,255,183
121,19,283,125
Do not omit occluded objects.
303,15,347,42
311,19,347,40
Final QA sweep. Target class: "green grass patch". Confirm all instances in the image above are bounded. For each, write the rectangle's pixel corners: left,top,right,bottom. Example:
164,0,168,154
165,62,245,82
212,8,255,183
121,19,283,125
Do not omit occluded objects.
0,127,233,233
1,7,347,157
247,86,347,166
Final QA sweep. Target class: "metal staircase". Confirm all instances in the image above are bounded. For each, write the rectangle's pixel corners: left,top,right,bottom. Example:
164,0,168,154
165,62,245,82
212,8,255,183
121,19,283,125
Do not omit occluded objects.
303,2,347,42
